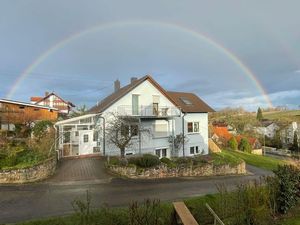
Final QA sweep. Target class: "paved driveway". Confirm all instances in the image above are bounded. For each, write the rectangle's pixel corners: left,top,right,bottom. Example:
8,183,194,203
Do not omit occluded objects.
47,156,112,184
0,164,272,224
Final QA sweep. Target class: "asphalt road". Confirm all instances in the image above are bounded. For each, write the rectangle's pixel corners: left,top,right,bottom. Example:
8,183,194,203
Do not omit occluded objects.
0,164,272,224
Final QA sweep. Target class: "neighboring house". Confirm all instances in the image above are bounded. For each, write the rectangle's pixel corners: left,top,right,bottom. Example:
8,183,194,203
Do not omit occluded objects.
211,125,232,146
55,75,214,158
0,99,58,131
212,125,262,150
255,121,280,138
236,135,262,150
31,92,75,115
280,122,300,146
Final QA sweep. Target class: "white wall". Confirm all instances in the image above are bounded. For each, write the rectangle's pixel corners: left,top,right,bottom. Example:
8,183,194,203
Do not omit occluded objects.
177,113,209,157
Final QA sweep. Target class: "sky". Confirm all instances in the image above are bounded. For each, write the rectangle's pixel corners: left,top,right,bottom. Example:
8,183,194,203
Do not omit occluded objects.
0,0,299,111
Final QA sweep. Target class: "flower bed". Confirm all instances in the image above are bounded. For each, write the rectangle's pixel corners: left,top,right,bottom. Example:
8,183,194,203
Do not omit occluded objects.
107,153,246,179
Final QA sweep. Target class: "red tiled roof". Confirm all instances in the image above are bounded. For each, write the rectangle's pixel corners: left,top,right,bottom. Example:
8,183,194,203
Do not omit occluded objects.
212,126,232,141
30,97,43,102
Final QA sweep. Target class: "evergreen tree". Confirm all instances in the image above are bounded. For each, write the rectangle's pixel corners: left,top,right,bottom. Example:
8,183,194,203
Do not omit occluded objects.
239,138,252,153
256,107,263,121
228,136,238,150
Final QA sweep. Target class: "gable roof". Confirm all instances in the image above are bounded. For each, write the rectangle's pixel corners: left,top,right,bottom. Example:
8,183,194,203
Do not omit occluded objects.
35,92,75,107
89,75,214,114
167,91,214,113
89,75,178,113
0,99,58,111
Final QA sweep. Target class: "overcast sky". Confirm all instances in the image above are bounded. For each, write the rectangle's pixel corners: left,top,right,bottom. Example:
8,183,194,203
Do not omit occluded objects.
0,0,299,111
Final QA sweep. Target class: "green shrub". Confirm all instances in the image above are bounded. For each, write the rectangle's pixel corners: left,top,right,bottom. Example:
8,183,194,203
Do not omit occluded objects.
128,154,160,168
273,165,300,214
228,137,238,150
239,138,252,153
174,157,193,165
109,156,120,165
32,120,53,140
160,157,176,168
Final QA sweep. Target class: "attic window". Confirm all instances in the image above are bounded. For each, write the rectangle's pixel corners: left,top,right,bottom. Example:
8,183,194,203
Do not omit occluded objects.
180,97,193,105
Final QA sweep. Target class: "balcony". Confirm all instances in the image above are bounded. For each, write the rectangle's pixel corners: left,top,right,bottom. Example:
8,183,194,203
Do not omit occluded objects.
117,105,181,117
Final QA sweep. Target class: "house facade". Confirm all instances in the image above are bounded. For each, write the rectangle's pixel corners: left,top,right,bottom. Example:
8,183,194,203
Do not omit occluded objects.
280,122,300,146
255,121,280,139
55,75,214,158
31,92,75,115
0,99,58,131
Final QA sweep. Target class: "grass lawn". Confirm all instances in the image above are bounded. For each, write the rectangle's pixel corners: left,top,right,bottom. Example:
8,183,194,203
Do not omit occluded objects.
223,149,286,171
279,205,300,225
263,110,300,123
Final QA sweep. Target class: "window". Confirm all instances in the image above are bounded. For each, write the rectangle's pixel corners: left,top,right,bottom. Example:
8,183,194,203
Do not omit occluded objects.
130,125,138,136
121,124,129,137
154,121,168,137
83,134,89,143
190,146,195,154
34,108,39,111
187,122,193,133
93,131,98,141
194,122,199,132
155,148,167,158
153,103,159,116
75,131,79,136
132,94,139,115
19,106,25,109
155,149,161,158
180,97,193,105
190,146,199,155
187,122,200,133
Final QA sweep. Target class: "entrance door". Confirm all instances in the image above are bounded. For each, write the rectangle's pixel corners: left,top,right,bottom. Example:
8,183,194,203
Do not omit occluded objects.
79,130,94,155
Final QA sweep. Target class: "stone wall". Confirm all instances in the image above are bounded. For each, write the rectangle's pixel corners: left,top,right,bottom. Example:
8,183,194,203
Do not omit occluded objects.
0,157,57,184
108,161,246,179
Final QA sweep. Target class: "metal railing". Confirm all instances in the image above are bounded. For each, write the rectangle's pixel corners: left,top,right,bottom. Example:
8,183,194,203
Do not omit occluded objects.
205,203,225,225
117,105,180,117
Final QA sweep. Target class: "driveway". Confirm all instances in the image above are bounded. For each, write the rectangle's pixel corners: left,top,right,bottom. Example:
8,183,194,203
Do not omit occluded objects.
47,156,112,185
0,163,272,224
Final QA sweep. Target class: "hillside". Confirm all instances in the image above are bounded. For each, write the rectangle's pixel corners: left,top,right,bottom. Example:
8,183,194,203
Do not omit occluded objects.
263,110,300,123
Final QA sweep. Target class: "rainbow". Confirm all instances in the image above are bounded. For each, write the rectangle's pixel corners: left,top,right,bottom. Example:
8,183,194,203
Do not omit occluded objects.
6,20,273,107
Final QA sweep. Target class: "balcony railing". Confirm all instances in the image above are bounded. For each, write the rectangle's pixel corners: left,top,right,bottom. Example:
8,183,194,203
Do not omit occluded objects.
117,105,181,117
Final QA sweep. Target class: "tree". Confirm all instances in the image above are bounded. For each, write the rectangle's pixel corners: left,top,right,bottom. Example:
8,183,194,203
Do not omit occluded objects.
239,138,252,153
228,136,238,150
70,105,88,118
292,132,299,152
168,133,188,154
273,130,282,149
106,113,144,158
32,120,53,140
256,107,263,121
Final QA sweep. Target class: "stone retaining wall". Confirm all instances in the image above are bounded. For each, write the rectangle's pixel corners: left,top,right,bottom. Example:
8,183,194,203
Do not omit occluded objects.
0,157,57,184
108,161,246,179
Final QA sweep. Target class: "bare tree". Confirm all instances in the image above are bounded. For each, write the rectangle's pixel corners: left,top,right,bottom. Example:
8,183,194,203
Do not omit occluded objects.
106,113,140,158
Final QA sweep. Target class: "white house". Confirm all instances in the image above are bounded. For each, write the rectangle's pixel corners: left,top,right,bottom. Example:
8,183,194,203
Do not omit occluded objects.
55,75,214,158
255,121,280,139
280,122,300,146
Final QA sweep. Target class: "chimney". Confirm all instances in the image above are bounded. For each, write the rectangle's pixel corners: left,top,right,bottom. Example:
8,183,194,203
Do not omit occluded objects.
114,79,120,92
131,77,138,84
45,91,49,96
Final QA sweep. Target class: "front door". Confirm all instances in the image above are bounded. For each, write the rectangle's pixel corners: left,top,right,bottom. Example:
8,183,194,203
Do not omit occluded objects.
79,130,94,155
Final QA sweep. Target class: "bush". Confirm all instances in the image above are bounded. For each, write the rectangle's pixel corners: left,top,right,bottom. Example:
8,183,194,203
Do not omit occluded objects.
128,154,160,168
239,138,252,153
228,137,238,150
273,165,300,214
160,157,176,168
32,120,53,140
174,157,193,165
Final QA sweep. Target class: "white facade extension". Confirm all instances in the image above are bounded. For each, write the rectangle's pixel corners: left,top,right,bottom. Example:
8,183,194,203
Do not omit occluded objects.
55,76,213,158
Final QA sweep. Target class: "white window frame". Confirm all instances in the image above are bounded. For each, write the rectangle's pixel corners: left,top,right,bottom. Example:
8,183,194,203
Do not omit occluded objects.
155,147,168,158
190,145,200,155
187,122,200,134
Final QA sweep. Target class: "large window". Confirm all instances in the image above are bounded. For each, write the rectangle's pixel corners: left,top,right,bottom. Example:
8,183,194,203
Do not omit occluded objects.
187,122,200,133
153,121,168,137
130,125,138,136
132,94,139,115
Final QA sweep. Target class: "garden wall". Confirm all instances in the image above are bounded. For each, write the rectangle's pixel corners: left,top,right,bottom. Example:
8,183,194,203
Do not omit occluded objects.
108,161,246,179
0,157,57,184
